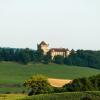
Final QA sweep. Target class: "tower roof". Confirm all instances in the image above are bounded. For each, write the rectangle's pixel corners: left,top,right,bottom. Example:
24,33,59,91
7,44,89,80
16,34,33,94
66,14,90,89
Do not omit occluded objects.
40,41,48,45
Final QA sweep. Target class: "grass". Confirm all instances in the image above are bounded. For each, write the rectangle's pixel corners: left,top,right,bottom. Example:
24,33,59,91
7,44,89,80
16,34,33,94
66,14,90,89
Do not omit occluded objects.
1,92,100,100
0,62,100,93
0,62,100,84
19,92,100,100
0,94,26,100
0,87,26,94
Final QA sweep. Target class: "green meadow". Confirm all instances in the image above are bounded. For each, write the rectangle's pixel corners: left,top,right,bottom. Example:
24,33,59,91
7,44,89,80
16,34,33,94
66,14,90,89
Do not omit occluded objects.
0,62,100,93
0,62,100,84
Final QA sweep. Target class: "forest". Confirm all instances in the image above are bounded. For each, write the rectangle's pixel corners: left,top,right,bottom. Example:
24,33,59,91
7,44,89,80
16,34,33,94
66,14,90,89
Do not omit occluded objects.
0,47,100,69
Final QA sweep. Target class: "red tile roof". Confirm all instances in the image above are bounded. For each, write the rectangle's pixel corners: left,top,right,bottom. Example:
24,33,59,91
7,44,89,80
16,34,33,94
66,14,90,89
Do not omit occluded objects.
50,48,69,52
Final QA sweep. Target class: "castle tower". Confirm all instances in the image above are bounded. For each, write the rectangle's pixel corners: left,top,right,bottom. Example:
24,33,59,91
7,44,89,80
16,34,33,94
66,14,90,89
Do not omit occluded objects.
37,41,49,55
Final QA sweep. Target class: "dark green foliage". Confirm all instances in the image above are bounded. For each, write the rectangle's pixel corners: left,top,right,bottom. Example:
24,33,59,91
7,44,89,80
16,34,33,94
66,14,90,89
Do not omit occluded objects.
34,49,44,63
43,54,51,64
53,87,64,93
64,50,100,69
24,74,53,95
81,97,92,100
54,55,64,64
0,48,36,64
15,49,31,64
63,74,100,92
0,48,47,64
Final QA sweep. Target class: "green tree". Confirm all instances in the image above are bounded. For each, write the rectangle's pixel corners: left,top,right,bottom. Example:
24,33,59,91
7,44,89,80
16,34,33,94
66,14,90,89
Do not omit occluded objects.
54,55,64,64
34,49,44,62
24,74,53,95
43,54,51,64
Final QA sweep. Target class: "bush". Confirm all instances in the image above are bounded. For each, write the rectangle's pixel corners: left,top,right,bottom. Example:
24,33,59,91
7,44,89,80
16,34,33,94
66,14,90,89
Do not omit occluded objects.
81,96,92,100
63,74,100,92
53,87,64,93
24,74,53,95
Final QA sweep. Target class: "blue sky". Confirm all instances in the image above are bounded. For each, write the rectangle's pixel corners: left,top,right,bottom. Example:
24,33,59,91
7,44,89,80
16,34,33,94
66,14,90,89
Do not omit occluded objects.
0,0,100,50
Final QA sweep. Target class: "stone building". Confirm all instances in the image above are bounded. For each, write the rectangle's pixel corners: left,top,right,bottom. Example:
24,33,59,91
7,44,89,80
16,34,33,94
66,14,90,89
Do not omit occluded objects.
49,48,70,59
37,41,49,55
37,41,70,59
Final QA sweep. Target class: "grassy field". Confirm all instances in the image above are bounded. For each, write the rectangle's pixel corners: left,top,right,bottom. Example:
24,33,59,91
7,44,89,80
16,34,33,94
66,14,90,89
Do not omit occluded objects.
1,92,100,100
0,94,26,100
0,62,100,84
20,92,100,100
0,62,100,93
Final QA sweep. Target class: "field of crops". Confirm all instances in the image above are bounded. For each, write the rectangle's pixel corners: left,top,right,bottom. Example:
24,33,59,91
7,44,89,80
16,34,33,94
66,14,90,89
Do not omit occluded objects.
20,92,100,100
0,94,26,100
1,92,100,100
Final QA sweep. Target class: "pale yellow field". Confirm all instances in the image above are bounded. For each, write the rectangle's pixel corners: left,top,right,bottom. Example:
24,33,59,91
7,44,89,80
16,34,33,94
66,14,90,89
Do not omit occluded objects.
0,94,26,100
48,78,72,87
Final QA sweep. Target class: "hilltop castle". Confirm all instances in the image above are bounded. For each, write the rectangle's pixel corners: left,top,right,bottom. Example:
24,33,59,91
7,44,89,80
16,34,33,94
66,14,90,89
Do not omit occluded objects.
37,41,70,59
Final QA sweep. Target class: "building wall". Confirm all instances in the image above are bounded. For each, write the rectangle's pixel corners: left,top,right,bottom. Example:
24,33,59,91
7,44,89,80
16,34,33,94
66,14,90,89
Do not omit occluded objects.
37,41,70,59
50,50,70,59
38,44,49,55
41,45,49,55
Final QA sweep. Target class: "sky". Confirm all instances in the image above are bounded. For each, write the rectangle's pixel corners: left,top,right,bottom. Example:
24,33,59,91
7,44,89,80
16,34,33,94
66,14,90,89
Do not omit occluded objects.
0,0,100,50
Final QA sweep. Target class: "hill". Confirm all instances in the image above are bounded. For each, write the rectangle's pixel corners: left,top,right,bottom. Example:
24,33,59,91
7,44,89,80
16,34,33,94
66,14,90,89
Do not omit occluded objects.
0,62,100,84
0,62,100,93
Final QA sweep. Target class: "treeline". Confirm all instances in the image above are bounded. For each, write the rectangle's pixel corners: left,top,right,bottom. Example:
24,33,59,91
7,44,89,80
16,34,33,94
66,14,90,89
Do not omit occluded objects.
0,47,100,69
0,47,52,64
0,47,51,64
0,48,34,64
54,50,100,69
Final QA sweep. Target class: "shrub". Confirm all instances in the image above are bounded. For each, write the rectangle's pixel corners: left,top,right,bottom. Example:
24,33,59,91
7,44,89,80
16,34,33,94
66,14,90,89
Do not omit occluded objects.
24,74,53,95
63,78,97,92
53,87,64,93
81,96,92,100
63,74,100,92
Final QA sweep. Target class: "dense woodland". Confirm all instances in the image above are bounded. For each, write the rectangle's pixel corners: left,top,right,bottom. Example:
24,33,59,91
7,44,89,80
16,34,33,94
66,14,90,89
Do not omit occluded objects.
0,47,100,69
